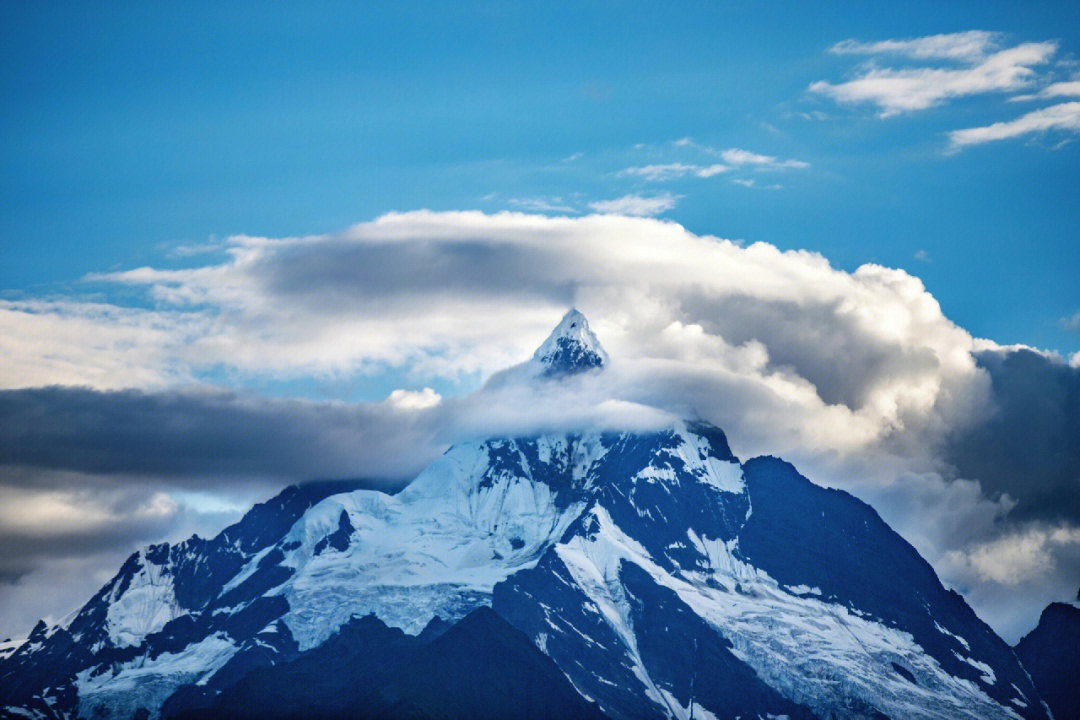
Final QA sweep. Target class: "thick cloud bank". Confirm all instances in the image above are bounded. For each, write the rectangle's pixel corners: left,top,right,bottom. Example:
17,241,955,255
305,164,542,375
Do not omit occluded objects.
0,211,1076,643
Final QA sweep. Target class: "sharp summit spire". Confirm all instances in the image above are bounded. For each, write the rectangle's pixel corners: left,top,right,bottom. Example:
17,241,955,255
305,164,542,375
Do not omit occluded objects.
533,309,608,376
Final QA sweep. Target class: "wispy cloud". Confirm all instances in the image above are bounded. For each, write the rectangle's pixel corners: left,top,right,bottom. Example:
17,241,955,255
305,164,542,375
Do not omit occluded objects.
587,192,680,216
507,196,579,213
1062,310,1080,332
811,32,1058,116
619,142,807,182
167,242,222,258
1038,79,1080,98
949,101,1080,148
618,163,729,180
720,148,809,169
732,178,782,190
830,31,1000,63
1011,79,1080,102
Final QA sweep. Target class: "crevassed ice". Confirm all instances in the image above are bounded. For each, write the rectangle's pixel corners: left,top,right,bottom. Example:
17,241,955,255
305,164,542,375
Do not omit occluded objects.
553,505,1020,720
105,550,183,648
275,435,608,648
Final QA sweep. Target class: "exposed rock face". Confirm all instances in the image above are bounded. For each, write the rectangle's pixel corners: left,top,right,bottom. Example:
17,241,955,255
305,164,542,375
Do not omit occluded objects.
1015,593,1080,720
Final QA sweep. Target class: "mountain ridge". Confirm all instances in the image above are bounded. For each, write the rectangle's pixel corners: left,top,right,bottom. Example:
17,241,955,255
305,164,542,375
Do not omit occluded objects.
0,311,1055,720
1015,593,1080,720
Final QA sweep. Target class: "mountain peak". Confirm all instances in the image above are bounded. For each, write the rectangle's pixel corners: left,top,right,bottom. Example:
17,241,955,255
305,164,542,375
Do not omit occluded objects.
533,309,608,375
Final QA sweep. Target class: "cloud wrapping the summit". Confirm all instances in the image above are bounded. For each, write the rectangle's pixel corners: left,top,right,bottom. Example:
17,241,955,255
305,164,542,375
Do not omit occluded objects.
0,210,1033,466
0,210,1076,642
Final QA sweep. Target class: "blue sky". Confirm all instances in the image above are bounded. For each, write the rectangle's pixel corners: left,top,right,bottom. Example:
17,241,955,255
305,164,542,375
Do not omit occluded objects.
2,1,1080,642
3,1,1079,366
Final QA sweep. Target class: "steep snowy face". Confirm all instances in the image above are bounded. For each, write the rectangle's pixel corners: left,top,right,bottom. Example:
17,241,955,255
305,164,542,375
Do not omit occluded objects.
268,434,610,648
102,547,184,648
0,419,1052,720
493,453,1050,720
532,308,608,375
0,424,733,720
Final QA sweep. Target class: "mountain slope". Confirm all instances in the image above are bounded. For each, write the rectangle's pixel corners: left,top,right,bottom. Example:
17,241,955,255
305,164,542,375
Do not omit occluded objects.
165,607,606,720
0,481,361,719
1015,593,1080,720
493,441,1044,720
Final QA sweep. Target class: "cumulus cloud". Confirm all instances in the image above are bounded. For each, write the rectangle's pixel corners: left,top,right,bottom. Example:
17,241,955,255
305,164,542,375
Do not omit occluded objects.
938,523,1080,638
54,211,987,443
811,32,1058,116
385,387,442,410
0,211,1030,468
943,349,1080,523
944,526,1080,586
949,101,1080,148
0,211,1076,642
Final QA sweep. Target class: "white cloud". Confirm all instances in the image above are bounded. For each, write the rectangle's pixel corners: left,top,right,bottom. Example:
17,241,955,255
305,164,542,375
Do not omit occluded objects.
1011,79,1080,102
694,164,730,177
168,242,222,258
587,193,680,216
732,178,783,189
0,485,178,537
942,525,1080,586
24,211,991,464
829,31,1001,63
0,299,203,389
812,34,1058,116
619,163,729,180
617,144,807,183
1038,79,1080,98
949,101,1080,147
664,139,808,169
507,196,578,213
385,387,442,410
720,148,809,169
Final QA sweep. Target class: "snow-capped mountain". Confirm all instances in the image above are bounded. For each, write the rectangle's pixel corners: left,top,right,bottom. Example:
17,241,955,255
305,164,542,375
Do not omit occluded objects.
531,308,608,375
0,311,1052,720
